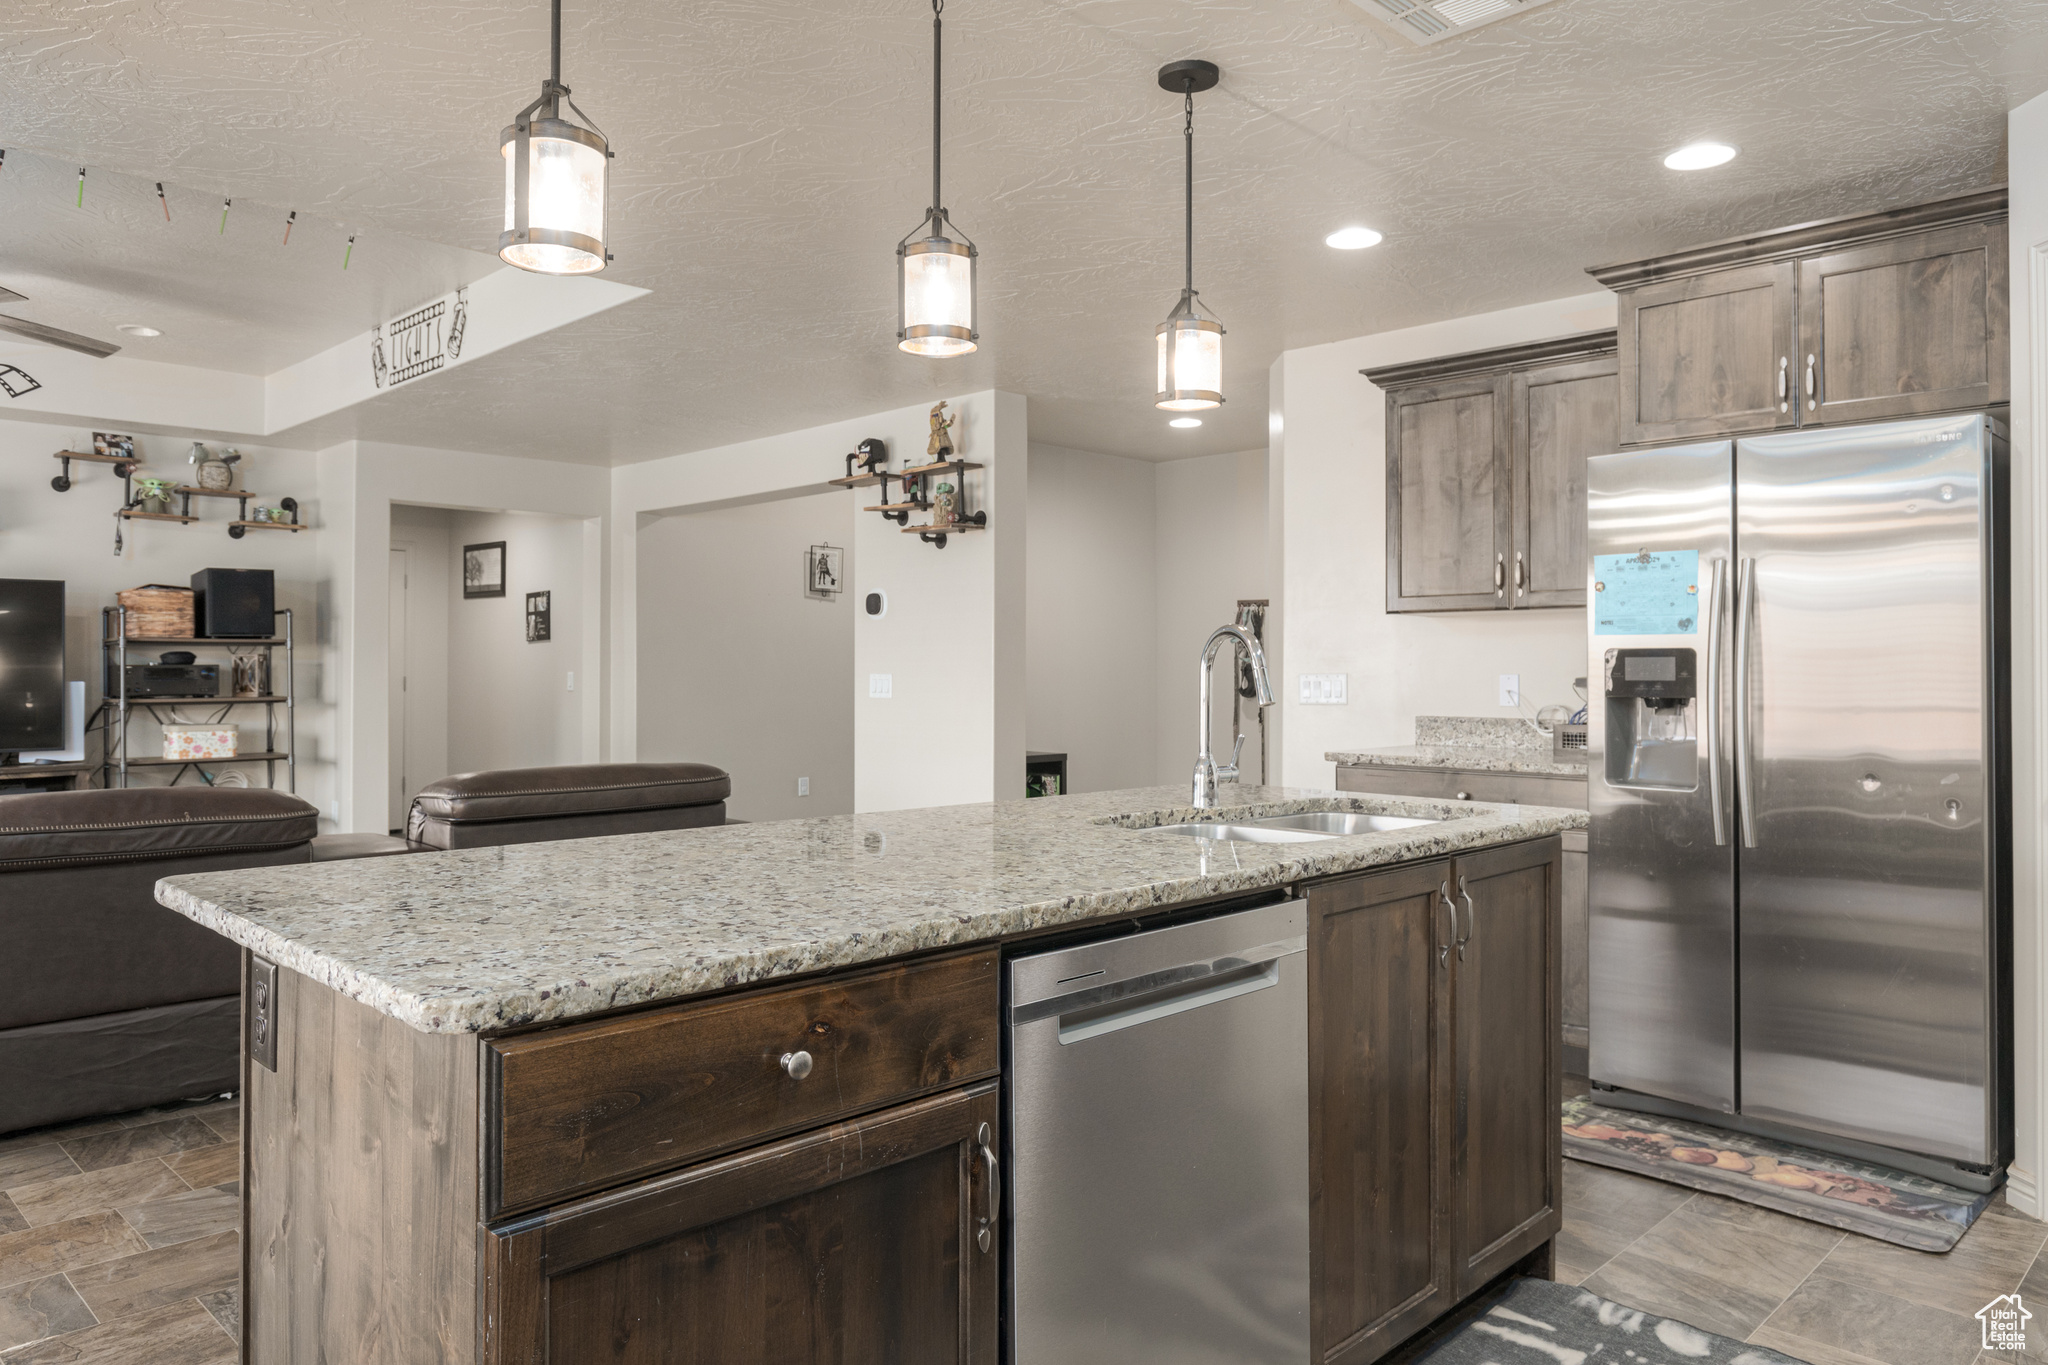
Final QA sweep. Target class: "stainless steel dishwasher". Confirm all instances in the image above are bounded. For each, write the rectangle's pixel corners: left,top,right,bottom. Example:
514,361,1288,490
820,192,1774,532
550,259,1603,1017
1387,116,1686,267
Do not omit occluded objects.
1007,898,1309,1365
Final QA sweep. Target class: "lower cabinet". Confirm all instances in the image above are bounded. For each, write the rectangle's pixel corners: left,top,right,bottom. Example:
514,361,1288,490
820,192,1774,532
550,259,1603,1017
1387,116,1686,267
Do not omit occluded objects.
480,1082,1001,1365
1308,838,1562,1365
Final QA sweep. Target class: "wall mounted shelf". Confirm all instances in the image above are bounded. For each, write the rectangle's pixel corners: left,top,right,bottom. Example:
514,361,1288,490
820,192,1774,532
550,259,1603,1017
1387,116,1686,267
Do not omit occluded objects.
51,449,141,490
231,520,308,535
900,459,983,477
117,509,199,524
827,440,989,546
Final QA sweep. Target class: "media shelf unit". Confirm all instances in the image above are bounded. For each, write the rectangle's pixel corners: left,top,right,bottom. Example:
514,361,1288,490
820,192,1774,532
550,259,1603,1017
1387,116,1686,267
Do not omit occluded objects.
99,606,297,791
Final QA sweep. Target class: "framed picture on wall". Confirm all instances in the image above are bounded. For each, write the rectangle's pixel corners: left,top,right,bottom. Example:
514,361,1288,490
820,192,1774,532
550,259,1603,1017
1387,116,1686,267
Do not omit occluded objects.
463,541,506,599
806,544,844,598
525,591,551,642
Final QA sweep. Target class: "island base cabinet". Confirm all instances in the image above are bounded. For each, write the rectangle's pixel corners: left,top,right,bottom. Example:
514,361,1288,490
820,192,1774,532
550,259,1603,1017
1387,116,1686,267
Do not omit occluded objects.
479,1082,1001,1365
1308,838,1562,1365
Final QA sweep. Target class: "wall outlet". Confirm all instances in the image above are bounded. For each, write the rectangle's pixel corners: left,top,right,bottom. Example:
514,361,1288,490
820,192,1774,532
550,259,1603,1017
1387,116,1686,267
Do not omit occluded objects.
1498,673,1520,707
566,671,575,692
1299,673,1348,705
869,673,893,699
797,776,810,797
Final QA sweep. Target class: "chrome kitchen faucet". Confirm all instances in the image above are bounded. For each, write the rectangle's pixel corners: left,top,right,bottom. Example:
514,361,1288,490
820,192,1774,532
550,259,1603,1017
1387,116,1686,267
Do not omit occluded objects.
1192,623,1274,809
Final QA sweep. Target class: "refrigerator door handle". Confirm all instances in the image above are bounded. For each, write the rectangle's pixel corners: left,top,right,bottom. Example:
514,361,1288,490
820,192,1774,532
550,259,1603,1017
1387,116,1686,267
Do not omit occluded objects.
1734,556,1758,848
1704,556,1728,847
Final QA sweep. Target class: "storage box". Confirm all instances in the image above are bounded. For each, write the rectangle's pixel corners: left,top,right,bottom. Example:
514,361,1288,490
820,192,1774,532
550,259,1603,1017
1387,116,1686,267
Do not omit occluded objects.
117,585,195,639
162,725,238,761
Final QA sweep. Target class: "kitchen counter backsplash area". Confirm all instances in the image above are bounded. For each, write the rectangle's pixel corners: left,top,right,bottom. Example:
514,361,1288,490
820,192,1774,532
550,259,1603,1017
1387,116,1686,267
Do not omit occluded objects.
1328,715,1588,776
155,784,1582,1037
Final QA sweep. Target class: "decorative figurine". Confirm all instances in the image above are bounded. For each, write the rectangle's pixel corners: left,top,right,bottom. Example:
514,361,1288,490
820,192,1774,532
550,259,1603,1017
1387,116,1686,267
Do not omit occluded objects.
131,477,171,514
926,402,955,459
190,442,240,491
933,481,957,526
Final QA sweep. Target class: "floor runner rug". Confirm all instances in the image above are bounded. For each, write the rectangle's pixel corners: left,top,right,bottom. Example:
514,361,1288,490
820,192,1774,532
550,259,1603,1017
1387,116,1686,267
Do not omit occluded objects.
1415,1277,1808,1364
1563,1096,1988,1251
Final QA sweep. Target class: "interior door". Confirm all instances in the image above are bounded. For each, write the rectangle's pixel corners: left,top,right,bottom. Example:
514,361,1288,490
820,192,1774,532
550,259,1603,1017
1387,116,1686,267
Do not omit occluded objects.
480,1083,1001,1365
1585,441,1737,1113
1511,353,1617,609
1618,261,1797,446
1735,417,1998,1164
388,547,408,833
1796,221,2008,428
1309,863,1454,1365
1449,842,1561,1296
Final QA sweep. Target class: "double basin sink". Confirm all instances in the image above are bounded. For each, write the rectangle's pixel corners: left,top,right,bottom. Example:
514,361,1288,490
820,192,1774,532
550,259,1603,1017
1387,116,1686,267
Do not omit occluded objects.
1147,809,1438,845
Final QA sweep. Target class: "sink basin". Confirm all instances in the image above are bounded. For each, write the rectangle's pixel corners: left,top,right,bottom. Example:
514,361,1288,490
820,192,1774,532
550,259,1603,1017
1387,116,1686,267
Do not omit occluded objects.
1147,822,1336,844
1248,812,1438,835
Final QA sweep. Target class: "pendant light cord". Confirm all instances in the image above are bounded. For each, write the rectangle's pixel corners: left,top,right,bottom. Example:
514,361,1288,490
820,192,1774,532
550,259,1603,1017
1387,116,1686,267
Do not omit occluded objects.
1183,81,1195,300
932,0,945,218
551,0,562,90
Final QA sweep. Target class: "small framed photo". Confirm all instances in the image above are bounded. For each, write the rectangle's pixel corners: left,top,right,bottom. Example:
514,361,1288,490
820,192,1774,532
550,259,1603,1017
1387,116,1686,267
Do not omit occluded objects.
807,544,844,598
525,591,551,642
463,541,506,599
93,432,135,461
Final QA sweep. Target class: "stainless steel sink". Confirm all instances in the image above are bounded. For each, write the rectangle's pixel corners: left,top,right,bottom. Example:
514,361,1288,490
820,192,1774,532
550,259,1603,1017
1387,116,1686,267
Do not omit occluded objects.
1144,811,1441,844
1247,812,1438,836
1148,822,1334,844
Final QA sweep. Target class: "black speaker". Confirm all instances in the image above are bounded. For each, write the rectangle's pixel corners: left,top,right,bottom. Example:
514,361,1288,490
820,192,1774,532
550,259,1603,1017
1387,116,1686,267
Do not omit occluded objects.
190,568,274,638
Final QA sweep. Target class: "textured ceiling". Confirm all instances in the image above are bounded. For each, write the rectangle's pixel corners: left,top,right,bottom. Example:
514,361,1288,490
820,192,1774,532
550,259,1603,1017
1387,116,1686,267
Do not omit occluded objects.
0,146,501,374
3,0,2047,464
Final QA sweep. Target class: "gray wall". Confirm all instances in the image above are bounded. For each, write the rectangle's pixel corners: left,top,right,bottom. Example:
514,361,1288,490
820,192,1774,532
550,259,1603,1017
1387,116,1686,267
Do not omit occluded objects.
635,491,854,822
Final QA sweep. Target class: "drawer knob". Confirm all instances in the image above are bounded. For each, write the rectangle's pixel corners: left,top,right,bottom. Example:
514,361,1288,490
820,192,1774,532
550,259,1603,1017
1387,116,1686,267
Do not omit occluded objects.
1455,791,1471,801
780,1050,814,1080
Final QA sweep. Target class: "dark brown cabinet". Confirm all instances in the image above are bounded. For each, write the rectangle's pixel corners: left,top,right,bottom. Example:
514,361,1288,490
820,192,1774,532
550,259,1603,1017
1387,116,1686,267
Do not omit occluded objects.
1594,188,2006,445
481,1083,1001,1365
1372,334,1617,614
1308,838,1563,1365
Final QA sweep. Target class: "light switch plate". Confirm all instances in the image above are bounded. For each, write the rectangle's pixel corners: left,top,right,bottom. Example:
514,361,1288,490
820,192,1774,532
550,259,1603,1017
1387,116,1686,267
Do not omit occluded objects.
797,776,810,796
248,954,278,1072
1299,674,1348,705
1499,674,1520,707
869,673,893,698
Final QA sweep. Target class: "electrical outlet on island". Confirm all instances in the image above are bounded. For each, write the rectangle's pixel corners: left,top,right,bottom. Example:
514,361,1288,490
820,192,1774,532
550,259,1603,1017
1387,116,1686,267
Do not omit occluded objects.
1498,674,1519,707
797,776,810,797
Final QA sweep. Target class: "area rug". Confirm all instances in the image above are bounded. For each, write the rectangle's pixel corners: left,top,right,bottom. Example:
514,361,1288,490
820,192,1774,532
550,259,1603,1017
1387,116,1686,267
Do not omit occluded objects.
1415,1277,1807,1364
1563,1097,1989,1251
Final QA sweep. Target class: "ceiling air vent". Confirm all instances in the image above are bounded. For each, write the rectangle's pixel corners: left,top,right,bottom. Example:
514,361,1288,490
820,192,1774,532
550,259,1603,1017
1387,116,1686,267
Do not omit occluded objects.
1353,0,1561,45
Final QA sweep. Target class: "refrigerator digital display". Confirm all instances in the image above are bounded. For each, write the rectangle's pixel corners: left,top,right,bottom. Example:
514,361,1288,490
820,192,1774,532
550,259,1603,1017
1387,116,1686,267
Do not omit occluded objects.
1623,656,1678,682
1593,549,1701,635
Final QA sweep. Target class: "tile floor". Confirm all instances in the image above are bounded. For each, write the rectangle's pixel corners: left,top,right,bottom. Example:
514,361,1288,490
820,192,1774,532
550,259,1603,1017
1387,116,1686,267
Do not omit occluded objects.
0,1096,238,1363
1558,1079,2046,1365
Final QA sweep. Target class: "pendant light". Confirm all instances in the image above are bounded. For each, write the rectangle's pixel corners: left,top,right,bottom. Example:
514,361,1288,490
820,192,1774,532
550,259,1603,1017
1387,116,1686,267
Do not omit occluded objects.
897,0,978,357
499,0,612,275
1155,59,1222,411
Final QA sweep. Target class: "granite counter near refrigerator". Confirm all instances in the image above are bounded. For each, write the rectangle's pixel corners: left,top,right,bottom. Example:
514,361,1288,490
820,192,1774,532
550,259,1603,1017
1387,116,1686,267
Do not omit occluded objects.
1330,716,1590,1071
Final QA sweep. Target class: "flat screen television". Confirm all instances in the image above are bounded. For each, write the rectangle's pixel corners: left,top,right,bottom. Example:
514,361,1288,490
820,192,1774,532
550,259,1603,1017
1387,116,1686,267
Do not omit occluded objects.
0,579,65,755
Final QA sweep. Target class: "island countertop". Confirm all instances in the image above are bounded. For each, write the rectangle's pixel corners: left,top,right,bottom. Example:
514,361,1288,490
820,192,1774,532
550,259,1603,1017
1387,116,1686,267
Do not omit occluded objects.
155,783,1586,1036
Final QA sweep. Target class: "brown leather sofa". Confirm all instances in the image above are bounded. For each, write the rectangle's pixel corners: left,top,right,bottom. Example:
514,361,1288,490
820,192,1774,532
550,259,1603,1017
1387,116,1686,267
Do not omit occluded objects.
403,761,730,850
0,787,324,1135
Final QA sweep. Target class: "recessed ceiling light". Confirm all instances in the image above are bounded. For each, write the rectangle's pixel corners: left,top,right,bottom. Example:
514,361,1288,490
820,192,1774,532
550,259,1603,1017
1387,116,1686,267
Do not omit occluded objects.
1663,142,1737,171
1326,226,1384,250
1170,417,1203,428
116,324,162,337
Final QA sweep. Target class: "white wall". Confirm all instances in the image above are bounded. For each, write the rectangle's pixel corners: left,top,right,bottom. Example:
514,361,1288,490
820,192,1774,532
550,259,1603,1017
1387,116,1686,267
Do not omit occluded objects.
1154,448,1271,787
388,504,451,827
1268,292,1617,787
636,491,855,822
0,415,334,814
1025,444,1158,795
443,509,587,777
2004,90,2048,1217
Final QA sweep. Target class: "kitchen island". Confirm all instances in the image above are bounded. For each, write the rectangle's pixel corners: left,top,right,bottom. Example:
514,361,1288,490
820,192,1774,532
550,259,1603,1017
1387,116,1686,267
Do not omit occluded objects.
156,783,1586,1365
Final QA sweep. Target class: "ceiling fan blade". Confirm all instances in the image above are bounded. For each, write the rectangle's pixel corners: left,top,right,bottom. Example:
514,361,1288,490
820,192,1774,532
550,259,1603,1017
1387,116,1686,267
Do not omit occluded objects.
0,313,120,358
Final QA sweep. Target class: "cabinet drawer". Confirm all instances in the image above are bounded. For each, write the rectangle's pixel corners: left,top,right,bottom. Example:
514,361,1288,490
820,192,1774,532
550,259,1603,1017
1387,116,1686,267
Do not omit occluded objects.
1336,765,1586,809
1335,765,1455,799
485,949,999,1215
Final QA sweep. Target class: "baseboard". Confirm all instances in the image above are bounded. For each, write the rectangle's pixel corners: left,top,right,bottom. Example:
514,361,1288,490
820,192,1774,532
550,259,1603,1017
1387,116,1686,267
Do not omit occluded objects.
2007,1165,2039,1217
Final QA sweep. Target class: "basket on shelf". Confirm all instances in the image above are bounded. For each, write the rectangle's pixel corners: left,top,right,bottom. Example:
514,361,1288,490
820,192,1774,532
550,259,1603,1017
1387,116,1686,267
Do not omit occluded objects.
115,584,195,639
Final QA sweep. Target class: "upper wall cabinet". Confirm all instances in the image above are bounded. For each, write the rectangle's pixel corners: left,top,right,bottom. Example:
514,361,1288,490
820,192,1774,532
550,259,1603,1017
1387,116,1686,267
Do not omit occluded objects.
1591,189,2007,446
1370,332,1617,614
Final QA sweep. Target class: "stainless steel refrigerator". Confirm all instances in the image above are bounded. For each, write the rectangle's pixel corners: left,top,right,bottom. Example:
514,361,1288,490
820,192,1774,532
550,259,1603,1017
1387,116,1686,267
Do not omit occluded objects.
1586,413,2010,1189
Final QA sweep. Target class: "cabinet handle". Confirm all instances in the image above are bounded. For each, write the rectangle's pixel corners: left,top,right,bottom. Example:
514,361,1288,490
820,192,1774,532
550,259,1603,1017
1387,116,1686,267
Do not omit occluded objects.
1494,553,1504,597
780,1050,814,1080
1778,356,1788,412
1805,353,1817,411
1455,790,1471,801
1437,882,1455,967
1456,878,1476,961
1513,551,1524,594
975,1121,1001,1253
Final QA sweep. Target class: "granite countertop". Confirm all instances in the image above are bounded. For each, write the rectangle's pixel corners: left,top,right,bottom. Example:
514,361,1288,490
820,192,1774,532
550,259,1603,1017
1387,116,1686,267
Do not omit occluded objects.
157,784,1585,1036
1328,714,1588,777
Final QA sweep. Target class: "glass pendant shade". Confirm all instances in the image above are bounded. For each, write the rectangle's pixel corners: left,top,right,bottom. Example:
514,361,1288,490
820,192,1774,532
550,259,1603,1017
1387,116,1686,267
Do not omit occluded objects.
1156,313,1223,411
899,235,977,357
500,118,609,275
